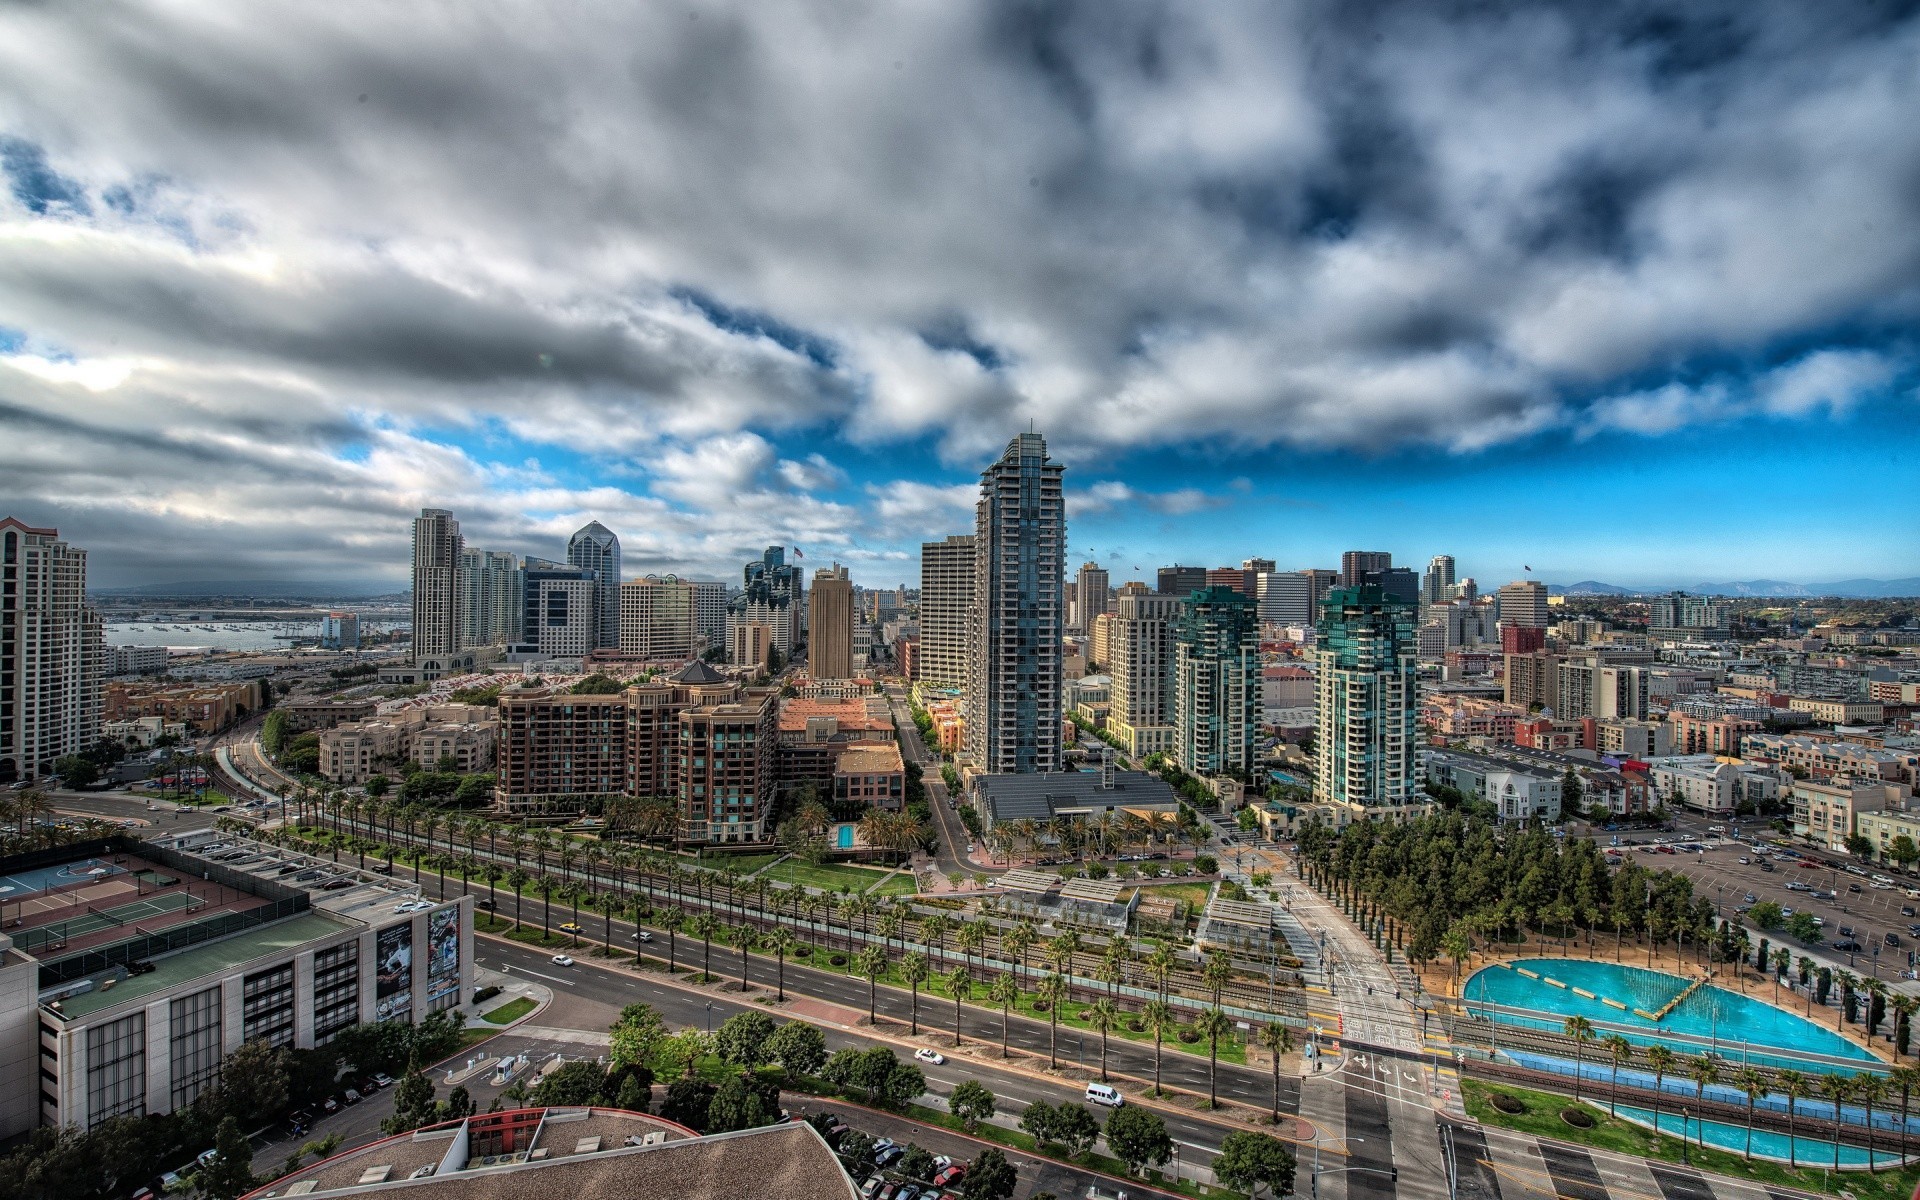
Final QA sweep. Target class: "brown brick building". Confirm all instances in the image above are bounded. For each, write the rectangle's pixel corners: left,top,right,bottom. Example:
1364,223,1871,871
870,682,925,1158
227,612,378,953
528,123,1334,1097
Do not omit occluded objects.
103,680,265,734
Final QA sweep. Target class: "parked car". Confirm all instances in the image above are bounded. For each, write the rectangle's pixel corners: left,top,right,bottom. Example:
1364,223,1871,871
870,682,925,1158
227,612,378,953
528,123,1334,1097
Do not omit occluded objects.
933,1165,966,1187
1887,932,1902,948
373,1072,395,1088
1833,939,1863,952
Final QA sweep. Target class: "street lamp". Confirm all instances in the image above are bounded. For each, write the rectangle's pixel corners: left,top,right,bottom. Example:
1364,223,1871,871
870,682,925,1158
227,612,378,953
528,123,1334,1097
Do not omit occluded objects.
704,1001,715,1034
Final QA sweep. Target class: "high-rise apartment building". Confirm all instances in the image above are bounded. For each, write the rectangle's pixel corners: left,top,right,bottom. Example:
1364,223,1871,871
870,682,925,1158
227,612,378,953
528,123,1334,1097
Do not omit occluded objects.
964,432,1064,775
691,581,729,648
727,547,804,658
1314,585,1422,819
808,564,855,679
1423,555,1457,606
566,521,622,651
459,548,522,647
1649,592,1731,640
1339,551,1392,588
1174,587,1259,778
0,519,101,784
320,612,360,651
917,535,975,689
619,576,696,660
1071,562,1110,634
411,508,464,659
1504,650,1562,710
1107,590,1181,758
1256,569,1336,626
1496,580,1550,629
1156,565,1208,597
520,563,597,657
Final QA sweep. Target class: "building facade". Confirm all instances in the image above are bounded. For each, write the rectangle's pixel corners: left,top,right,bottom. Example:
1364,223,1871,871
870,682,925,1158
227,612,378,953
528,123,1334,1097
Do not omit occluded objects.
1173,587,1259,778
410,509,463,659
964,432,1065,775
808,564,855,680
691,580,729,648
1495,580,1549,630
319,612,360,651
917,535,975,689
1071,562,1110,633
1314,585,1423,819
519,565,598,658
0,519,101,784
1256,569,1337,626
727,546,805,660
458,549,522,648
618,576,696,661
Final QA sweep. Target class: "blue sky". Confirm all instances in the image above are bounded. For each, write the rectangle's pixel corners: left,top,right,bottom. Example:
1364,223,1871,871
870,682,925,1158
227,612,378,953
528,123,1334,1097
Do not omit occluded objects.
0,3,1917,589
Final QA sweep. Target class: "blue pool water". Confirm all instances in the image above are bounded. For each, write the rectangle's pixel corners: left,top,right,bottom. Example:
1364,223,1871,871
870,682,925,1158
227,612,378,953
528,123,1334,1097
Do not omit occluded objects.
1612,1105,1906,1169
1463,959,1879,1068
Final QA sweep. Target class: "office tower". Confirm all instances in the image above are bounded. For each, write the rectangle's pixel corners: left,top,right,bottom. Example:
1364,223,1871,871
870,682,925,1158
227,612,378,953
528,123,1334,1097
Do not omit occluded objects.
1314,585,1420,816
917,535,975,688
1422,556,1457,606
1174,587,1260,778
1496,580,1550,629
808,564,855,679
1593,664,1650,720
521,562,597,657
727,546,804,658
459,548,522,647
1108,590,1182,758
1088,612,1115,670
1242,558,1277,575
566,521,622,651
619,575,696,660
1256,569,1336,626
1205,566,1252,596
411,508,464,658
964,431,1065,774
1340,551,1392,587
1369,566,1420,607
1070,562,1110,634
1156,565,1208,597
320,612,360,651
1453,577,1478,602
0,518,102,783
691,581,729,648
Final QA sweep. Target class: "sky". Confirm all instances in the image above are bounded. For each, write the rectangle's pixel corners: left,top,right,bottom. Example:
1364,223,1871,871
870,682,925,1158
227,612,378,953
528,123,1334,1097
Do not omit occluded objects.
1,1,1918,591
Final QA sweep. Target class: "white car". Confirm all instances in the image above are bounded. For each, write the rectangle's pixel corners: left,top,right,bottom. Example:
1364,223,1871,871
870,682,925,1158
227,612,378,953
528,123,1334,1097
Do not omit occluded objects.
634,930,653,942
551,954,575,967
914,1048,946,1065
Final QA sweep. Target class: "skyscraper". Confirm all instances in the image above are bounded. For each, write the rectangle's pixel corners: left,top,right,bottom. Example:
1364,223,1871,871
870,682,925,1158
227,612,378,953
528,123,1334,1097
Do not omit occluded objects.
965,432,1065,775
0,518,101,784
520,561,597,657
1496,580,1550,629
460,548,522,647
1174,587,1259,778
411,508,463,658
917,534,975,689
1422,555,1457,606
1256,569,1336,626
1107,590,1181,758
619,575,696,660
808,564,855,679
727,546,804,658
1156,565,1208,597
1314,585,1422,819
1339,551,1392,588
320,612,360,651
1071,561,1110,633
691,580,729,649
566,521,623,651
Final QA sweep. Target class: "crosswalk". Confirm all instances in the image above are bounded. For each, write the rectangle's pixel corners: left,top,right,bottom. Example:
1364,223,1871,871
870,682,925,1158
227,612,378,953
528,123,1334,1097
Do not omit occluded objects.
1467,1123,1804,1200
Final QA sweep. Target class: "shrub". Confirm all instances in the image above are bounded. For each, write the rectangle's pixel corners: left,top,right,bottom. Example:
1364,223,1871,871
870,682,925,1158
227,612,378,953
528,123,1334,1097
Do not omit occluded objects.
829,954,847,967
1490,1092,1526,1115
793,944,812,957
1193,854,1218,875
1177,1029,1200,1044
1559,1108,1594,1129
471,985,502,1004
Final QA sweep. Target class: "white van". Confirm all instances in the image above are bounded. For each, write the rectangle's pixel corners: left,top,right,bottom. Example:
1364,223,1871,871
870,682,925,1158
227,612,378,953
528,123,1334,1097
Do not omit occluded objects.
1085,1082,1125,1108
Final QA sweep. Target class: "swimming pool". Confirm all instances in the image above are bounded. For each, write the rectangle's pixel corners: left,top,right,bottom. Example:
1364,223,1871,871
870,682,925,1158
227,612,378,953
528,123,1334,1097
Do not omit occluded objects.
1612,1105,1906,1169
1463,959,1880,1069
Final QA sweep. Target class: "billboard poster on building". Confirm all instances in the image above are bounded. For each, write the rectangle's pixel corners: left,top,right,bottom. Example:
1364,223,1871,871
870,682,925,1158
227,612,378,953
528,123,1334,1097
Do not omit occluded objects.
428,907,459,978
375,922,413,1021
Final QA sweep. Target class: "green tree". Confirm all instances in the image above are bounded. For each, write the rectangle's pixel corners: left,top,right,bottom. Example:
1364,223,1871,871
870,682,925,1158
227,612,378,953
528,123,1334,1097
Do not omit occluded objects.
766,1020,827,1080
1194,1006,1234,1108
659,1079,715,1131
713,1011,777,1069
1213,1130,1297,1200
1088,998,1121,1082
1102,1105,1173,1176
705,1075,769,1133
1891,835,1920,871
1847,833,1874,860
1563,1016,1596,1103
51,755,99,789
1785,910,1823,943
1747,900,1784,931
856,944,890,1025
198,1117,256,1200
381,1054,438,1134
533,1059,610,1106
902,951,930,1035
1258,1022,1295,1124
960,1148,1018,1200
1037,972,1070,1067
988,971,1021,1059
949,1080,997,1132
609,1003,669,1069
1143,999,1177,1097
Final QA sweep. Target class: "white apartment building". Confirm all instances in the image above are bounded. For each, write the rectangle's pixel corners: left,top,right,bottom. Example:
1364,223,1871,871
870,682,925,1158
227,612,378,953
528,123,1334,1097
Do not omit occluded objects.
1648,758,1740,814
917,534,975,689
691,580,729,648
1794,779,1901,854
0,518,102,784
1107,591,1181,758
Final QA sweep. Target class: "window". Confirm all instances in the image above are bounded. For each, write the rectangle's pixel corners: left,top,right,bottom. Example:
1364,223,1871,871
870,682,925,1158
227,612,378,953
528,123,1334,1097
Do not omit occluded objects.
170,987,222,1110
86,1012,146,1125
243,964,297,1048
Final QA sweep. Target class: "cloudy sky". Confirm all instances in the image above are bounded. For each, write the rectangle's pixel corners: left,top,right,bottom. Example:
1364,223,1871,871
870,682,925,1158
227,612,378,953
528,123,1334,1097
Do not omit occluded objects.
2,1,1917,591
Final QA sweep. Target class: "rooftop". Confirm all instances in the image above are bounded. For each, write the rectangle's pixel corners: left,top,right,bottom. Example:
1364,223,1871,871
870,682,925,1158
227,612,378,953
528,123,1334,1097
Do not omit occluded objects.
55,910,352,1018
835,744,903,775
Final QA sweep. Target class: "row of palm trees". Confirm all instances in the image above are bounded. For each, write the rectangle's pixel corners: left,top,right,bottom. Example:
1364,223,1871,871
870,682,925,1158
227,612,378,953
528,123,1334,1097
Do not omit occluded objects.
980,810,1201,865
1560,1014,1920,1172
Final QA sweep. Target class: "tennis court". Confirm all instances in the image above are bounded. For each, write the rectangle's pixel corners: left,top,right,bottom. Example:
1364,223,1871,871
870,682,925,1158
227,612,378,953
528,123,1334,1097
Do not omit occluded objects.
14,890,202,953
0,858,126,903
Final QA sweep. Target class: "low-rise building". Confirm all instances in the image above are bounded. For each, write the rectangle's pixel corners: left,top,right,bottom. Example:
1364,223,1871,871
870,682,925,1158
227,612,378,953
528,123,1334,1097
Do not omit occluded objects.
102,679,266,734
832,743,905,811
279,697,381,733
1422,748,1563,824
1794,779,1902,853
1596,717,1672,759
317,705,499,784
1855,805,1920,867
101,715,187,747
1741,733,1918,785
973,769,1181,834
776,697,897,793
107,645,170,677
1647,757,1741,814
1667,710,1763,756
1788,696,1887,725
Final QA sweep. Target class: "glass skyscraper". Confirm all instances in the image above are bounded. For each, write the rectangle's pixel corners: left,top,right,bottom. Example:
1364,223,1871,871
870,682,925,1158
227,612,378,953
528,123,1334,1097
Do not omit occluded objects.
566,521,622,651
965,432,1064,775
1313,585,1423,819
1173,586,1259,778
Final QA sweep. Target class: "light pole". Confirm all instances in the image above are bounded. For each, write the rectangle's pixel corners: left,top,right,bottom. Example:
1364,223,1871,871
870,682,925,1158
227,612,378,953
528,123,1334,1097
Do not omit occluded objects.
1311,1135,1365,1200
704,1001,715,1035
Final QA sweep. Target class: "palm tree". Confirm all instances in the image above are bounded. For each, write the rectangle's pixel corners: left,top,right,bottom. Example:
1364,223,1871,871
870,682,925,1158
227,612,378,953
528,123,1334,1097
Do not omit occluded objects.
686,912,717,981
734,924,760,993
1645,1045,1677,1136
876,909,904,956
1195,1007,1234,1109
1733,1067,1767,1161
902,952,930,1035
1006,921,1038,984
956,920,986,981
1564,1016,1596,1103
921,913,952,966
1146,941,1176,1003
1605,1036,1635,1121
1202,948,1233,1006
1097,940,1129,1002
1855,1072,1887,1172
657,906,685,973
1258,1022,1295,1125
1089,999,1121,1083
765,927,796,1001
1037,973,1070,1068
944,967,972,1048
1820,1074,1854,1173
506,867,530,930
1778,1070,1810,1168
1892,1064,1920,1164
856,944,890,1025
988,972,1020,1058
1686,1056,1720,1150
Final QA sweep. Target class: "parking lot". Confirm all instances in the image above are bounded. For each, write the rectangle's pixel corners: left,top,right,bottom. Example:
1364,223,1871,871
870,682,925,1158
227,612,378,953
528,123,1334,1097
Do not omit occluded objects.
1582,814,1920,983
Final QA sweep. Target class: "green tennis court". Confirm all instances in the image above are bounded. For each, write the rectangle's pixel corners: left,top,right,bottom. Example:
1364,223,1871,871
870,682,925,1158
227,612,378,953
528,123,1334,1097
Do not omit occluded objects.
15,890,202,952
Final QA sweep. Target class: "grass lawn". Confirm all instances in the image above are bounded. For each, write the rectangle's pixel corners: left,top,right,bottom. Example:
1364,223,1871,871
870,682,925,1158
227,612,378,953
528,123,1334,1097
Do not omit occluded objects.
714,853,785,876
1132,881,1212,908
482,997,537,1025
1464,1079,1920,1200
873,872,920,897
766,861,900,893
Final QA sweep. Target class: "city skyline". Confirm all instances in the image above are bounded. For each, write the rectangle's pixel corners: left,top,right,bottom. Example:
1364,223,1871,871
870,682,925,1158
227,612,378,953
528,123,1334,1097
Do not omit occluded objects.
4,6,1920,589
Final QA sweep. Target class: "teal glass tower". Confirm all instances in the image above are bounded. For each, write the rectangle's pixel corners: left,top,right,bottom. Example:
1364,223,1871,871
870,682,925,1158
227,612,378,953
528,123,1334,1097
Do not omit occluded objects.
1313,585,1422,818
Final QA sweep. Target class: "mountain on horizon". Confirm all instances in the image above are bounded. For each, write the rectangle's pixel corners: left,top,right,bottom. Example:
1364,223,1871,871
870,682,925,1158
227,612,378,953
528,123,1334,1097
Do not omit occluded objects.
1548,577,1920,599
93,579,402,600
